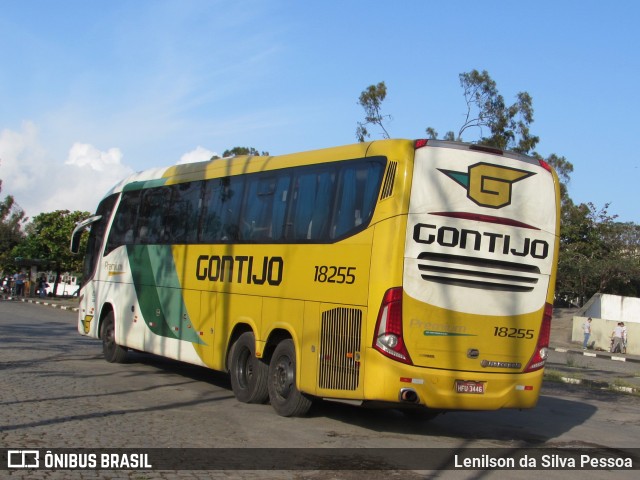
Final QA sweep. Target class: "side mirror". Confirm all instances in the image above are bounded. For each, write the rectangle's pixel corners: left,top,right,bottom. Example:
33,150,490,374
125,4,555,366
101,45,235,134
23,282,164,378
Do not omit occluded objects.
70,215,102,254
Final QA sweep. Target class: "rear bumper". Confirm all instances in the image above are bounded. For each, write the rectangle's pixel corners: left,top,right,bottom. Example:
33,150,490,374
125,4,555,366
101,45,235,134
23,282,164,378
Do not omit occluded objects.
363,347,543,410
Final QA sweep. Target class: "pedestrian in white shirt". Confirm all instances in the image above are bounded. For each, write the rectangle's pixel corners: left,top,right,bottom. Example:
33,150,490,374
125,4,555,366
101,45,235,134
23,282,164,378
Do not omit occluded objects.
582,317,592,350
611,322,624,353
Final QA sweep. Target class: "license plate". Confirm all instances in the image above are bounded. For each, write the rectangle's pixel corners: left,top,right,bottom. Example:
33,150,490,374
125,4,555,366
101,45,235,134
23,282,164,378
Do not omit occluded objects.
455,380,485,394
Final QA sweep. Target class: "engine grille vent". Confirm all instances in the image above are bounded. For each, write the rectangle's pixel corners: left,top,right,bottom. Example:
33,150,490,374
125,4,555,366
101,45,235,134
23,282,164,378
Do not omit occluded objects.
319,308,362,390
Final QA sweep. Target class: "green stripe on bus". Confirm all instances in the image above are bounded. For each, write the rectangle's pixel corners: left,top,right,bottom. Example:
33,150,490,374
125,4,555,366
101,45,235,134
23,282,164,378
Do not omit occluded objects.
127,245,205,345
122,178,168,192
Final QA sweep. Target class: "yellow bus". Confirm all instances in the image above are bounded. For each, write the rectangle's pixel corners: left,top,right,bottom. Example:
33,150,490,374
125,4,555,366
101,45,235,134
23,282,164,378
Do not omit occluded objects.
71,139,560,417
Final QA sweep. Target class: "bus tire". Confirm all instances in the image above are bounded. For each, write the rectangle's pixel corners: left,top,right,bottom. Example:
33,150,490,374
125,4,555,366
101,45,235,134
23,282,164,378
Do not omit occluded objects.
229,332,269,404
101,312,127,363
267,339,312,417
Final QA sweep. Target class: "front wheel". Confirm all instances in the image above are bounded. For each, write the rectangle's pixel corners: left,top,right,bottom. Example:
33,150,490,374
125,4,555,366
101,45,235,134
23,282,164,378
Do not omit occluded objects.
267,339,312,417
101,312,127,363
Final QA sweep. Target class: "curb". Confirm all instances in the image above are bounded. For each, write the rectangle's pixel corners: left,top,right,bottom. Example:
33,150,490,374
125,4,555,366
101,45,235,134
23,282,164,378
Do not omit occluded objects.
22,297,80,312
544,372,640,395
551,346,640,364
548,347,640,395
1,295,79,312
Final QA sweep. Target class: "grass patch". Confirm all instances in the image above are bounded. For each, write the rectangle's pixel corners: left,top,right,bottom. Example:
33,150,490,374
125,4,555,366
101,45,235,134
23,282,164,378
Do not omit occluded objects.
610,379,640,395
543,369,565,382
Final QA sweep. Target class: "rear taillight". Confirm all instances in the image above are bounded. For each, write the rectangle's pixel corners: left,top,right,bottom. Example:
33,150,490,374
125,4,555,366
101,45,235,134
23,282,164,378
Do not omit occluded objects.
414,139,428,149
524,303,552,372
373,288,413,365
538,158,553,173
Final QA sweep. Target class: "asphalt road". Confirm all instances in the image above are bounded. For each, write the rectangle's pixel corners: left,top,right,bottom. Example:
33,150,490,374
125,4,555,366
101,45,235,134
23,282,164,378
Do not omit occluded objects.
1,301,639,479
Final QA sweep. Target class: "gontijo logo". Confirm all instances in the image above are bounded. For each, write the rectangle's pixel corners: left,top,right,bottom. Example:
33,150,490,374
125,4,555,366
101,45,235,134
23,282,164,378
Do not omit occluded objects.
439,162,535,209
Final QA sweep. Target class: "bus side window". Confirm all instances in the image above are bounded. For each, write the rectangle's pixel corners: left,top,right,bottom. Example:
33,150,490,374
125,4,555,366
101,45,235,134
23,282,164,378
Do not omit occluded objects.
81,193,118,282
360,162,384,220
138,188,170,244
241,174,291,242
271,175,290,241
200,179,222,242
333,166,358,237
166,181,202,243
242,176,275,241
289,168,335,241
105,191,141,254
220,177,244,242
332,161,384,239
201,176,244,243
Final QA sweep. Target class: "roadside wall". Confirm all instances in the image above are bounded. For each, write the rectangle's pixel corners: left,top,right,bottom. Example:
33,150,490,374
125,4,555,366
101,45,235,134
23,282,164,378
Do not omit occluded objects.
572,316,638,354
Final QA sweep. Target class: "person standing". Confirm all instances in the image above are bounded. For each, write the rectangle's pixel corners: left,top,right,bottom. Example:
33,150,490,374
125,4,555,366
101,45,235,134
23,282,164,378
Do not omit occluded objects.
611,322,625,353
582,317,592,350
37,274,48,298
14,272,25,297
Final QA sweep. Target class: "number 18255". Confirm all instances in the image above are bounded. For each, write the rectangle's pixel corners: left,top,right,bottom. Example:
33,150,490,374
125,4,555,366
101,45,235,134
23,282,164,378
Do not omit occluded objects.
314,266,356,284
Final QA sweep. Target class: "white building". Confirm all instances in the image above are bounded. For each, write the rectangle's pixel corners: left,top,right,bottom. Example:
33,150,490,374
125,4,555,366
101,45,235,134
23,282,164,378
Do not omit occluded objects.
572,294,638,354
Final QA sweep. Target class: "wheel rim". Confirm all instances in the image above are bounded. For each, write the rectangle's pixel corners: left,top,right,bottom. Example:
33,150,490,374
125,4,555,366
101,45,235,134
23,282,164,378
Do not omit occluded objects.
107,327,114,345
104,323,115,352
273,354,294,399
236,348,253,389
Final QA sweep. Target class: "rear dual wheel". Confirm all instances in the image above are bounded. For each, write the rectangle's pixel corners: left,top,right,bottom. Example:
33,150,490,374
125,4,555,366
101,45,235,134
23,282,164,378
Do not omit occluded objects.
229,332,269,404
229,334,312,416
267,339,312,417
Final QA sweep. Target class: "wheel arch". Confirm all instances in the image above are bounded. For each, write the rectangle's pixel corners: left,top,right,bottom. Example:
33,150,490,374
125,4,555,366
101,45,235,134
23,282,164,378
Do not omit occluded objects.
97,303,115,339
225,322,255,370
263,328,294,364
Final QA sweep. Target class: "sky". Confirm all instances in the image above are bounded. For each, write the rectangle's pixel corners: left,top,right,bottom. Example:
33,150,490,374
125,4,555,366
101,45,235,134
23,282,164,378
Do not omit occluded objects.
1,0,639,224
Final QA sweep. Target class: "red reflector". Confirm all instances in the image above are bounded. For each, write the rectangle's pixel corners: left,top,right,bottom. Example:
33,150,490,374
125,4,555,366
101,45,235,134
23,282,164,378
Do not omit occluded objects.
400,377,412,383
516,385,534,391
414,139,428,149
538,158,552,173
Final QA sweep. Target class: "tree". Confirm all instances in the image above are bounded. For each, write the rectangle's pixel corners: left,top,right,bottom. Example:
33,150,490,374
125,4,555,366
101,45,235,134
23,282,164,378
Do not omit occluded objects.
414,71,576,211
12,210,91,294
210,147,269,161
427,69,539,154
356,82,391,142
557,203,640,303
0,180,28,273
542,153,574,205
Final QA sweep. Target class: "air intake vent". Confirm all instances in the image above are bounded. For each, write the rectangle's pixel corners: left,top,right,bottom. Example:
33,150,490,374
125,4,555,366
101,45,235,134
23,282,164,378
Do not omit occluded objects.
380,161,397,199
319,308,362,390
417,252,540,292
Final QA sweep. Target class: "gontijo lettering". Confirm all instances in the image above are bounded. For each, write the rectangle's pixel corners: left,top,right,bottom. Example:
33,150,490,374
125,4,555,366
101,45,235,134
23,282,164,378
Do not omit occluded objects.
195,254,283,286
413,223,549,259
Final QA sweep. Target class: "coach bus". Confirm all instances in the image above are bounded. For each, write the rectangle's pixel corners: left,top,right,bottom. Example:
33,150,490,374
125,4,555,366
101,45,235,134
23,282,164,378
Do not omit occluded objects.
71,139,560,417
